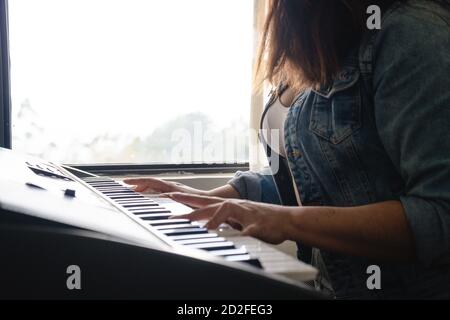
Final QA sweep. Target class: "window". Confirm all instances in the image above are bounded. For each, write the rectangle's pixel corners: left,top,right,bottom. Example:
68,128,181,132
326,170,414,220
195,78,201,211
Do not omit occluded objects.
8,0,255,165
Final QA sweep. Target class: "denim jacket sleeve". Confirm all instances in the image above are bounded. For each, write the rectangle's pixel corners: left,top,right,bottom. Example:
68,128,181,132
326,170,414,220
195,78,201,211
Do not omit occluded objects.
227,168,282,204
373,2,450,265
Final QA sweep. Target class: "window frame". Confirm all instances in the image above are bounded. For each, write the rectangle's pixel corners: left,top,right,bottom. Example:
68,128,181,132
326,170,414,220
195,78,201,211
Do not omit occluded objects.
0,0,11,149
0,0,254,174
69,163,249,176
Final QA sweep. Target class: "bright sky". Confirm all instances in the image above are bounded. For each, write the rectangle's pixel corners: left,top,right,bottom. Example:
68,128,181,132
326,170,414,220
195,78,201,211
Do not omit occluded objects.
8,0,254,143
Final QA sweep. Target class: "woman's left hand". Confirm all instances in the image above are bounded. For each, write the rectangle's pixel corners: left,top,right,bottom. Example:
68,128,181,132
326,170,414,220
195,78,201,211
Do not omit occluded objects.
166,193,293,245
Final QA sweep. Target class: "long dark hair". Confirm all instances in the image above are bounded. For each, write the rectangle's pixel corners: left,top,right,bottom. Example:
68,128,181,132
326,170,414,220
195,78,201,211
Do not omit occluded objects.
255,0,448,90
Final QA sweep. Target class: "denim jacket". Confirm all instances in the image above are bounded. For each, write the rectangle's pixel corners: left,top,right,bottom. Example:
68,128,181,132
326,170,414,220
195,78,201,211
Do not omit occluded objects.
229,0,450,299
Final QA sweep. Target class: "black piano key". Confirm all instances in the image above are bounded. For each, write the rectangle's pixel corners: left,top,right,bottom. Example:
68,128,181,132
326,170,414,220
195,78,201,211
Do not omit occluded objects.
161,228,208,237
185,241,235,251
170,233,219,241
96,188,130,192
155,224,195,230
101,190,135,194
96,188,132,192
243,259,263,268
225,255,263,269
175,237,227,245
90,184,122,188
85,180,115,183
126,207,166,212
100,189,134,197
148,219,191,226
139,214,173,220
108,195,145,200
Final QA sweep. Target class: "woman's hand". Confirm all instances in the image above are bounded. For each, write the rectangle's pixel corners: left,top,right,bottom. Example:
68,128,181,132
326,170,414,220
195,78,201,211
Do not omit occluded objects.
167,192,293,245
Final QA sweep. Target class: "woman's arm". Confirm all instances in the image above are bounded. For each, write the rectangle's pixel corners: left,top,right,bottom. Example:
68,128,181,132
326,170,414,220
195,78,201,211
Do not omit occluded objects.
124,177,240,198
285,201,415,262
207,184,241,198
169,193,416,263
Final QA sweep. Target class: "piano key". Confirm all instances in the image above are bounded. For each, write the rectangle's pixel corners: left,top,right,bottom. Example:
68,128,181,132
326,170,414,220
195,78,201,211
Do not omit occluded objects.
89,182,121,185
109,195,145,200
127,205,166,210
176,237,227,245
129,209,171,215
89,184,122,188
105,190,138,194
224,255,263,269
104,193,144,202
102,192,136,197
116,200,156,204
122,203,159,208
224,254,252,262
139,214,173,220
155,224,195,230
106,193,147,203
96,188,131,192
210,247,248,256
185,241,235,251
148,219,191,226
85,180,117,183
97,188,133,192
85,179,113,183
119,203,159,208
103,193,139,197
101,190,135,194
161,228,208,237
169,233,219,241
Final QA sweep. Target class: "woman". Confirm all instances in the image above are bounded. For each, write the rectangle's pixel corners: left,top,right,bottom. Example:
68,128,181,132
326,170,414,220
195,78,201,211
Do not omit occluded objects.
126,0,450,299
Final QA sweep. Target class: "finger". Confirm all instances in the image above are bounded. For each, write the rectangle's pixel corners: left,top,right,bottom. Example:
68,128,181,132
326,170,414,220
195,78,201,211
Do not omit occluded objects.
123,178,152,192
204,202,242,230
166,192,225,208
123,178,149,185
226,218,243,231
172,204,221,221
123,178,171,193
241,224,259,238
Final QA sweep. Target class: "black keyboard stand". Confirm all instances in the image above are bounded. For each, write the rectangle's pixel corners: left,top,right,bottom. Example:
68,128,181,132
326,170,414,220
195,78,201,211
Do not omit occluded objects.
0,209,325,300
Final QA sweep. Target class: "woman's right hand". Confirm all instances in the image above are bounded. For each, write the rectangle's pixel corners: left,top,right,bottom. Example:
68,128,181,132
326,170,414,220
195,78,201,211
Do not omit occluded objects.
123,178,208,196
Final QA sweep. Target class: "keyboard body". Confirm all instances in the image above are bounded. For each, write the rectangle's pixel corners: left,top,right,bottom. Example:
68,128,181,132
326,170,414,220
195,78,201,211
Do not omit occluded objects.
0,148,321,299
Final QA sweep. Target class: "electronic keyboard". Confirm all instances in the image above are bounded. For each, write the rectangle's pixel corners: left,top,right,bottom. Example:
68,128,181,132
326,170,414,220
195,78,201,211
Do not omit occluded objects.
0,148,321,299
